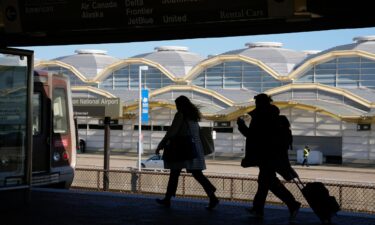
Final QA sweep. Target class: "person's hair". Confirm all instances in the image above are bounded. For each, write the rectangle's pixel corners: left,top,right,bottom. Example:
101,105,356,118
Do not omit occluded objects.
175,95,201,121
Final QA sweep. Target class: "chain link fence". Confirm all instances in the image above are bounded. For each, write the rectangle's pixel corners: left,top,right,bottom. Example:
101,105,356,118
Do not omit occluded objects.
72,168,375,214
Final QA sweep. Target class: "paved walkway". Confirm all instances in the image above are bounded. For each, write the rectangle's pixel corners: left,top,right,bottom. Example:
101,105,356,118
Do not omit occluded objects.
2,188,375,225
77,153,375,184
79,152,375,173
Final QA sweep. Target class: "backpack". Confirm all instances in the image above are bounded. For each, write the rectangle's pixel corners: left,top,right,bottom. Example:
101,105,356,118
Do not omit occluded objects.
278,115,293,150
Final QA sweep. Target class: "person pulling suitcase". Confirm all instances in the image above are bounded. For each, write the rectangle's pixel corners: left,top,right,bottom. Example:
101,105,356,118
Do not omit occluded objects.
237,94,301,222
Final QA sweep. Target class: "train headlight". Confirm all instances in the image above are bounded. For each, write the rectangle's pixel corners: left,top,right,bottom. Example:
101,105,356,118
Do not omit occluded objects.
53,152,61,162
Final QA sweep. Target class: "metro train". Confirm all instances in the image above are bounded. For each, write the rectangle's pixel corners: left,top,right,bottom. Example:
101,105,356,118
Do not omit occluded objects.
0,69,76,189
32,70,76,188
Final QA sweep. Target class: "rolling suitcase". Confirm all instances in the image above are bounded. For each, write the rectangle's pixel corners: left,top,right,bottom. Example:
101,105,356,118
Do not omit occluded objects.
293,176,340,224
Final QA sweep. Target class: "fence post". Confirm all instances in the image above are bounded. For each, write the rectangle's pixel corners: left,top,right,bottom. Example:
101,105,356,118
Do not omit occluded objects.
230,178,234,201
103,116,111,191
182,174,186,196
138,171,142,193
130,168,139,193
339,185,343,207
97,170,101,190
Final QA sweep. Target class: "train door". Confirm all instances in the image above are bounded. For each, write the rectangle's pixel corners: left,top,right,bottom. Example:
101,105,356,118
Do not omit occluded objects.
0,48,33,197
32,71,51,174
51,75,75,168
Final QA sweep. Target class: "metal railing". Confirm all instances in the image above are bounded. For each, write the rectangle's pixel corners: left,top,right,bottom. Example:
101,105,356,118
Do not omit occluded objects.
72,168,375,214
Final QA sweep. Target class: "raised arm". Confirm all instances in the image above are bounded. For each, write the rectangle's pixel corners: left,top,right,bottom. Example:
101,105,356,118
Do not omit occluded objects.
237,117,250,137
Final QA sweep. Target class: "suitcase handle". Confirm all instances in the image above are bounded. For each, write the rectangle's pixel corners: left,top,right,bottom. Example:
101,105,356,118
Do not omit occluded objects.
291,173,305,191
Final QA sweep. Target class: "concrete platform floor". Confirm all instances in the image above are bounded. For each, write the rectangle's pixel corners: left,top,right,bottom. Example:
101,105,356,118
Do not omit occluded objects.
1,188,375,225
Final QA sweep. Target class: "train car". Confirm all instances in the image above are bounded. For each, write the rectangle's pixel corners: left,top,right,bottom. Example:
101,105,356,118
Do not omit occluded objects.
32,70,76,188
0,49,33,206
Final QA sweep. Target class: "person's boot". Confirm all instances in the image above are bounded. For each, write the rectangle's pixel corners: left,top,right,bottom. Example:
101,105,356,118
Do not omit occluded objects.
246,207,264,219
206,193,219,210
156,196,171,208
289,202,301,223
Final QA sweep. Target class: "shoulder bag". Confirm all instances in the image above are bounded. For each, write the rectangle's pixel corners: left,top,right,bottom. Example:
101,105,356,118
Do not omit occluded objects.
199,127,215,155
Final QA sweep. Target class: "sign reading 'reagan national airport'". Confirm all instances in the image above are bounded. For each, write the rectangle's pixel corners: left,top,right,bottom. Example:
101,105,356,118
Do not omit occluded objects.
73,98,121,118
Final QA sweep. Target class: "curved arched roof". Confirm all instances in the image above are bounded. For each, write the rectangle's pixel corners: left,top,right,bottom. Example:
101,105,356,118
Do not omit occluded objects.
212,88,259,104
222,42,306,76
35,60,89,82
121,85,232,116
295,36,375,68
34,58,42,64
320,36,375,55
185,55,286,81
266,83,375,108
205,84,375,121
35,38,375,123
213,99,367,122
71,86,117,98
150,85,234,107
54,49,120,79
131,46,204,78
94,58,177,82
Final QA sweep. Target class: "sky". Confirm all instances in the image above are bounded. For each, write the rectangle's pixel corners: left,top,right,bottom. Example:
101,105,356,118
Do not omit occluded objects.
23,27,375,60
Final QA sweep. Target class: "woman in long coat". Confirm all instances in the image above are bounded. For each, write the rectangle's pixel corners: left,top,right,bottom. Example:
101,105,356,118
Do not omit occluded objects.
155,95,219,209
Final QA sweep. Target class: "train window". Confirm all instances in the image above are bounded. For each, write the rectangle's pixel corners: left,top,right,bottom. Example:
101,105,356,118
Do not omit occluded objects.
77,124,88,129
152,126,162,131
88,124,104,130
32,93,41,135
53,88,68,134
213,127,233,133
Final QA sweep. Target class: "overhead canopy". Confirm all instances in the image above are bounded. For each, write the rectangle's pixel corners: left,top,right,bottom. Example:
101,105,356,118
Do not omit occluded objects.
1,0,375,46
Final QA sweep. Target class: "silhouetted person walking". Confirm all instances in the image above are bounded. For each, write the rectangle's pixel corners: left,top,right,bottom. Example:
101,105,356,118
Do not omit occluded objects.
302,145,310,167
155,95,219,209
237,93,300,222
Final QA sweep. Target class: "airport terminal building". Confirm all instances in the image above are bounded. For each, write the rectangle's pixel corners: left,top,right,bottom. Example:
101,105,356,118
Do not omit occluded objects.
35,36,375,164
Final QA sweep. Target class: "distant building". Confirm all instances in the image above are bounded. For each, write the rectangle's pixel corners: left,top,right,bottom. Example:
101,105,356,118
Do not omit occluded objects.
35,36,375,164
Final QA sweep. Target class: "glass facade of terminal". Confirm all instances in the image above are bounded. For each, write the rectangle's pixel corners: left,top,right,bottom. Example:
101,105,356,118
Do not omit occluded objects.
37,65,87,86
99,64,173,90
192,61,288,91
295,56,375,89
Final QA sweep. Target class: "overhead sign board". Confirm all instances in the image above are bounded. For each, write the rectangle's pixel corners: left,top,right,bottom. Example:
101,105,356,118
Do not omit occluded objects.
73,98,121,118
2,0,293,33
1,0,375,46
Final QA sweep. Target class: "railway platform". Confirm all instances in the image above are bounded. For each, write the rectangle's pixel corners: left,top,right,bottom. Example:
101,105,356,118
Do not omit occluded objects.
2,188,375,225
